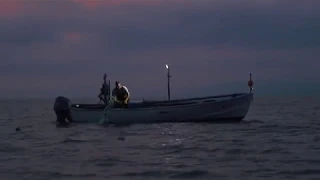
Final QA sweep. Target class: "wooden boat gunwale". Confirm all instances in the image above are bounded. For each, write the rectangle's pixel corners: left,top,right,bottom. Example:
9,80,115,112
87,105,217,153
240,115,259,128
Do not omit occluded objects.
71,93,251,111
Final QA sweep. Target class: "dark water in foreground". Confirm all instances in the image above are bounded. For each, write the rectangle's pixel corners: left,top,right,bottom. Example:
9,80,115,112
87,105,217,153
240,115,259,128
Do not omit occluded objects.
0,96,320,180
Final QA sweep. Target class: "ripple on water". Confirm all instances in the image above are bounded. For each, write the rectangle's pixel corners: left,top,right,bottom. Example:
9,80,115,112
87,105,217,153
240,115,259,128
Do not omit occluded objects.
120,169,216,179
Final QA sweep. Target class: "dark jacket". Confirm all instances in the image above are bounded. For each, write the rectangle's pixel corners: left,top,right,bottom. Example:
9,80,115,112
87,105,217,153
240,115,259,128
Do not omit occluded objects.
112,86,130,102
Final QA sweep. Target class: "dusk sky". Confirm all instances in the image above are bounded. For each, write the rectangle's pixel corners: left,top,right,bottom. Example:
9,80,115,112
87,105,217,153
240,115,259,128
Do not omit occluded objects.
1,0,320,100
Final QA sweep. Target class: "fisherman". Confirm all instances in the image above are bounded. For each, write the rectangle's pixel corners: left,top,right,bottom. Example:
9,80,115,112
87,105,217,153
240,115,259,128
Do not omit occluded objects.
112,81,130,108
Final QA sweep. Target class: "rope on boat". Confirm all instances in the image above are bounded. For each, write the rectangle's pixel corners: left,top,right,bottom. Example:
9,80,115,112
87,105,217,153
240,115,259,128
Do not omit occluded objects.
99,97,115,124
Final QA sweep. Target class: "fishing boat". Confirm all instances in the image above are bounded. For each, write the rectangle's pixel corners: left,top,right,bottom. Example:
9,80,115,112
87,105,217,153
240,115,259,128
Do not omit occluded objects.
65,65,254,124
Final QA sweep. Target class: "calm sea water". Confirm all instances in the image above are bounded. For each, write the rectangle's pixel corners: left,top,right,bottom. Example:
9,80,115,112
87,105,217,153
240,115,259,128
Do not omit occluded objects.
0,96,320,180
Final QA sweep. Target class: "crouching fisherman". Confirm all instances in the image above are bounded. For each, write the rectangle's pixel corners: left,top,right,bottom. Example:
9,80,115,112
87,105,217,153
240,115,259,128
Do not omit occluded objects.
53,96,73,125
112,81,130,108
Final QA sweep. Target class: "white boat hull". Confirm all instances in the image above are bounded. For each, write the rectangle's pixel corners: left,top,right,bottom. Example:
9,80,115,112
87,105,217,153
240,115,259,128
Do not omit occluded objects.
70,93,253,124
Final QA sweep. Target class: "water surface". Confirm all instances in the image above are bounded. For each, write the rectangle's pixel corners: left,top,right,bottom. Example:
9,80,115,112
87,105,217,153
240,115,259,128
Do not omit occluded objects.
0,96,319,180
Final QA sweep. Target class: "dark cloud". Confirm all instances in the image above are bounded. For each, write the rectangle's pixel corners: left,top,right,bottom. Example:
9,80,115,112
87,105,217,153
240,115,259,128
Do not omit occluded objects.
100,2,320,51
0,0,320,98
1,0,320,51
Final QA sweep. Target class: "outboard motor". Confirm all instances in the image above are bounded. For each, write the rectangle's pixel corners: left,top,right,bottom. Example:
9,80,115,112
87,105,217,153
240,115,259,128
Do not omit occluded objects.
53,96,73,124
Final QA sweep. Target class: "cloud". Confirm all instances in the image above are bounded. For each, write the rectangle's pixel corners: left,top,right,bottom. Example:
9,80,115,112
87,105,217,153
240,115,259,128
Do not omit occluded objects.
0,0,319,98
2,0,320,51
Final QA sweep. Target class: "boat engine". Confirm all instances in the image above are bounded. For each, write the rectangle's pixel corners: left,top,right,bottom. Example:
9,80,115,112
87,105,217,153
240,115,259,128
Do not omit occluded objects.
53,96,73,124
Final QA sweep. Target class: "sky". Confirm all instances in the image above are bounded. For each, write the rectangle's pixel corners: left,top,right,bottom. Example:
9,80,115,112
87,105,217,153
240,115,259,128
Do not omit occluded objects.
1,0,320,100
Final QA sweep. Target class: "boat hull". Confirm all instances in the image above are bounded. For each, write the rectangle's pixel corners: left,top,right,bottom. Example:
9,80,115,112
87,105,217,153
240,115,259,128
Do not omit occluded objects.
70,93,253,124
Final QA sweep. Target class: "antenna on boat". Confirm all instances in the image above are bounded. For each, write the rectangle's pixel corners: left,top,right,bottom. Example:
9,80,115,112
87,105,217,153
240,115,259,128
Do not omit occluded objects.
108,78,111,101
103,73,109,103
165,64,171,101
248,73,253,94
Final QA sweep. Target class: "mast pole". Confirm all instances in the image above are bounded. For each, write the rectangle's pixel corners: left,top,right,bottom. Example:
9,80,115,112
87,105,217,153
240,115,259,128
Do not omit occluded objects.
166,64,171,101
108,79,111,101
248,73,253,94
103,73,107,103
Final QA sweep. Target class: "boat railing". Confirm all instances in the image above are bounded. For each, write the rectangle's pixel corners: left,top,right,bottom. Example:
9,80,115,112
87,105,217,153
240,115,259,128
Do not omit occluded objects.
142,93,246,104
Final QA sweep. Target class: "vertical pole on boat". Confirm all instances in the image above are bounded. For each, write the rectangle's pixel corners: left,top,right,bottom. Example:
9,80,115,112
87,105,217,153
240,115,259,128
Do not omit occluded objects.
248,73,253,94
103,73,108,103
166,64,171,101
108,79,111,101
